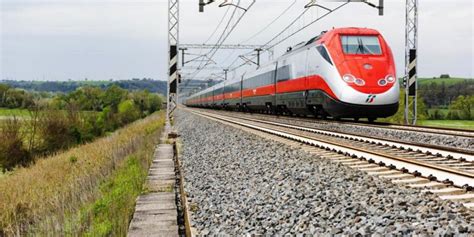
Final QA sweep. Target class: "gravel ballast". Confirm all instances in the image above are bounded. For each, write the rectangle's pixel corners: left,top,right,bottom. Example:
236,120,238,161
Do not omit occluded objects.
175,110,473,235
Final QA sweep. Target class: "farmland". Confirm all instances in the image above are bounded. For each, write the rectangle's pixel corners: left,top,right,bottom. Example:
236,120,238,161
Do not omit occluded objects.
418,77,473,86
0,108,30,117
418,120,474,130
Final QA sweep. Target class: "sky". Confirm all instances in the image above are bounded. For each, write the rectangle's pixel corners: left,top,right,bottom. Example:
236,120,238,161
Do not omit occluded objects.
0,0,473,81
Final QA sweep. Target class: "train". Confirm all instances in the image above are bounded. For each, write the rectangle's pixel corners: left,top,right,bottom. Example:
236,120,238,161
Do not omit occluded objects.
185,27,399,122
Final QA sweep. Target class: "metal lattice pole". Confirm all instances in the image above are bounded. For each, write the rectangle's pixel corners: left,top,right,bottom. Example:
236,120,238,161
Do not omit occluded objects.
167,0,179,117
404,0,418,125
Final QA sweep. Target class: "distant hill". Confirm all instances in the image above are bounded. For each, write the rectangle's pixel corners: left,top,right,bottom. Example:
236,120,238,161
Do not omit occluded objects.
0,78,168,95
418,77,473,108
418,77,473,86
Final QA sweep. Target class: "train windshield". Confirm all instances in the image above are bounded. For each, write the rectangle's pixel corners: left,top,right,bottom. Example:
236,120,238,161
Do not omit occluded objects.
341,35,382,55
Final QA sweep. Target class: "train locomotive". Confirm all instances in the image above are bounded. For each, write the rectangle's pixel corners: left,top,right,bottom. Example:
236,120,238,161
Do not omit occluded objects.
185,27,399,122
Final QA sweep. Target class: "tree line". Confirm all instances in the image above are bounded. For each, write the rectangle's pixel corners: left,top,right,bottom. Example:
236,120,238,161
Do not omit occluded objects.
419,80,473,108
0,84,163,171
418,80,473,120
0,78,167,95
0,84,35,109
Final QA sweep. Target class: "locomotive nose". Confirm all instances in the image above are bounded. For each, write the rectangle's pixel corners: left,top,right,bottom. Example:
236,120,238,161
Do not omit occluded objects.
342,57,393,90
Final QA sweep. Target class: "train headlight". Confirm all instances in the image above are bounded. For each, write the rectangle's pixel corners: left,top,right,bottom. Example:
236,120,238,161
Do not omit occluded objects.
386,75,396,83
342,74,356,83
354,78,366,86
378,79,387,86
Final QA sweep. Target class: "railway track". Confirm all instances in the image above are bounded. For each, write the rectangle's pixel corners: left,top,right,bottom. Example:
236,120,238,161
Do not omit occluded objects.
185,108,474,209
217,110,474,139
203,109,473,156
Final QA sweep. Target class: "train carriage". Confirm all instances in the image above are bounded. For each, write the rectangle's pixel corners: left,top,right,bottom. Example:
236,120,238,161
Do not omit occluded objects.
185,27,399,121
222,75,243,110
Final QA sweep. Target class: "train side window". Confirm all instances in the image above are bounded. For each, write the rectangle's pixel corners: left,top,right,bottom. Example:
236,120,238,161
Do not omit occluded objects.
277,65,291,82
316,46,333,65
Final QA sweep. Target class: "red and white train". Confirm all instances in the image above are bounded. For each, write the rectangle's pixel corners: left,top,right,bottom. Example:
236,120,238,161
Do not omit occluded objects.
185,27,399,121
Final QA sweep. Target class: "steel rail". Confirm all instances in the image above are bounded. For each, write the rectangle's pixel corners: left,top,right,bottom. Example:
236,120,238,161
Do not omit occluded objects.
232,111,474,139
207,110,474,158
187,108,474,188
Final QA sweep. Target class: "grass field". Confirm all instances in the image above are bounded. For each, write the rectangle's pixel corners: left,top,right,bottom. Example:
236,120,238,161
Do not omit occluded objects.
418,120,474,130
418,77,473,86
0,108,31,117
0,111,165,235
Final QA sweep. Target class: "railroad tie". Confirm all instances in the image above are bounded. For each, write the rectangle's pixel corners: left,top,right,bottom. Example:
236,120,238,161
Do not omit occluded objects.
422,187,465,195
379,173,413,180
391,177,428,184
408,182,447,189
462,202,474,209
439,193,474,201
367,170,400,176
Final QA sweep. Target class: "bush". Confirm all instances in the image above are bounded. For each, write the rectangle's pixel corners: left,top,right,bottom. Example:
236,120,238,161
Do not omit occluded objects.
429,109,445,120
450,95,473,120
0,118,31,170
117,100,140,125
384,90,428,124
38,110,76,153
447,110,461,120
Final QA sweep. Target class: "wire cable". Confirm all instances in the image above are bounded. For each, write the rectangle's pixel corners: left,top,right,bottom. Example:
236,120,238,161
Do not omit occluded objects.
192,0,256,78
239,0,297,44
265,2,350,49
225,1,350,76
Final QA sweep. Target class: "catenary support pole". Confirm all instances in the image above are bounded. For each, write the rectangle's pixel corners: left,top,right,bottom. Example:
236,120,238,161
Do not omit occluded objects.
404,0,418,125
168,0,179,117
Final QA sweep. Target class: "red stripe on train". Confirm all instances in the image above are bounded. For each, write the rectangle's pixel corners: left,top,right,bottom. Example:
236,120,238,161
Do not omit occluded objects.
190,74,338,104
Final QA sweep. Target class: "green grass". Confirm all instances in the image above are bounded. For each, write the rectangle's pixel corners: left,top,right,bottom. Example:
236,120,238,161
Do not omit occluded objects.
418,120,474,130
57,114,164,236
80,155,149,236
418,77,473,86
0,108,30,117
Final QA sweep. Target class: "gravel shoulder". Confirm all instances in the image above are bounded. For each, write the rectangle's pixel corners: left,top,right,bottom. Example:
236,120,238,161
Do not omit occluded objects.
175,110,473,235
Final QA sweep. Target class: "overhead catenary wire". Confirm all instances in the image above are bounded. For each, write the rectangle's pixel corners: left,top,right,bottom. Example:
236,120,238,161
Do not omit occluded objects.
239,0,297,44
201,1,255,67
222,2,311,73
225,1,350,76
186,6,231,68
186,1,242,79
191,0,256,79
222,1,310,74
192,2,241,73
219,0,297,68
203,6,231,45
265,1,350,49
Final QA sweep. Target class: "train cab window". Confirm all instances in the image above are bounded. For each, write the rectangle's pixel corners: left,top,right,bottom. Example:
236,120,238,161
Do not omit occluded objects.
316,46,333,65
340,35,382,55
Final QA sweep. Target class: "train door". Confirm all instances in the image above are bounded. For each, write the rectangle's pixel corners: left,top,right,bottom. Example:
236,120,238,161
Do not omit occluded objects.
223,81,227,108
239,73,244,110
304,47,312,107
275,58,290,109
272,62,278,108
211,87,214,107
